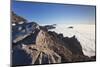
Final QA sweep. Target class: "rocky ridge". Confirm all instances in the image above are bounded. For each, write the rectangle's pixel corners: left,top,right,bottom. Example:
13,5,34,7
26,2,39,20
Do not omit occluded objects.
12,12,96,66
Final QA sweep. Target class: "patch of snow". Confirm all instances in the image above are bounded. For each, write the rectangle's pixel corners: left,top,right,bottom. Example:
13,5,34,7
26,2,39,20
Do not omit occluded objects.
12,23,16,26
19,21,24,24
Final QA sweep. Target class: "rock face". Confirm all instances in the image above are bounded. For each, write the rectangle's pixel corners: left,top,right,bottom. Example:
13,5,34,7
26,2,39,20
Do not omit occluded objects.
21,30,72,65
36,30,72,62
62,36,83,55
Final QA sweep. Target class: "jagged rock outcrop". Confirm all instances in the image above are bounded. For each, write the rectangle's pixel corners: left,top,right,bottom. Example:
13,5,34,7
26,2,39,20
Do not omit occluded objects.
62,36,83,55
46,31,95,62
48,31,83,55
21,30,72,64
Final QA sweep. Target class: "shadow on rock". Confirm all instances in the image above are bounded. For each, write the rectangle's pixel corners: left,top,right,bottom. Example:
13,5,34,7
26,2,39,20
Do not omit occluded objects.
12,47,32,66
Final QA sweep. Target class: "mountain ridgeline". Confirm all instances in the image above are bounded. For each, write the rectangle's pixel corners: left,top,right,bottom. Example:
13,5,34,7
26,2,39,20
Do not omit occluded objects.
12,12,96,66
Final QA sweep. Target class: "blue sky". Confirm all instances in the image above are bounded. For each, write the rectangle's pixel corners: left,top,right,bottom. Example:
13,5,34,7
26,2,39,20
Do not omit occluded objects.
12,1,96,24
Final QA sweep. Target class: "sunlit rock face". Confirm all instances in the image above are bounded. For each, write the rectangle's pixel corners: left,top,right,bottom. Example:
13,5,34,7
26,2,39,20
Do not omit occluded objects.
36,30,73,60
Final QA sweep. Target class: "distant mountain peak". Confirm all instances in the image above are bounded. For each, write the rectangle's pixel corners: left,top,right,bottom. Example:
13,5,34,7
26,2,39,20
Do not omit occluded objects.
11,11,27,25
